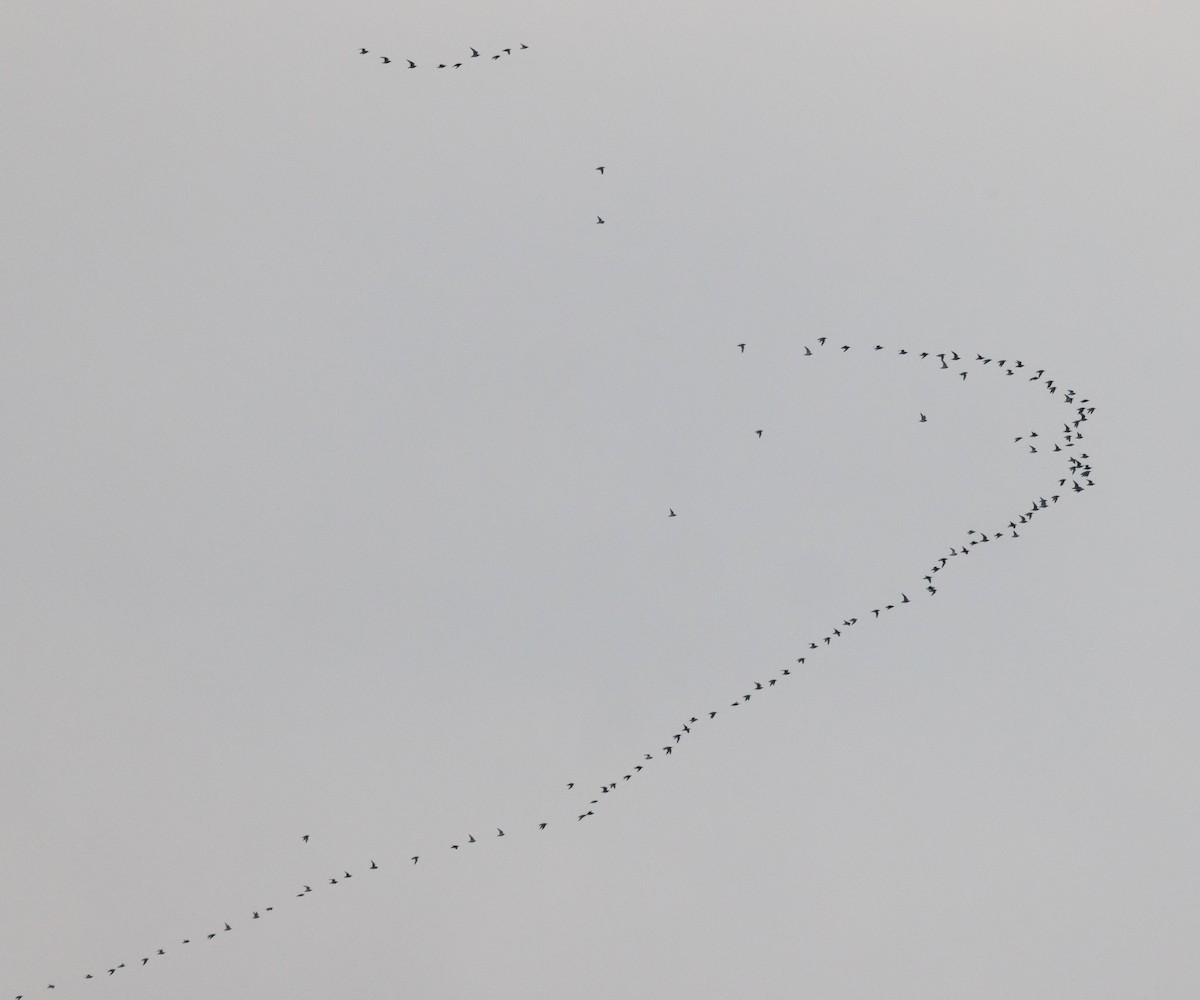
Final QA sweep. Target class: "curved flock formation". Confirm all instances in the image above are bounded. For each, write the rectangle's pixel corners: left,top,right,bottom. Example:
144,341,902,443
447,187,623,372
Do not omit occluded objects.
358,41,531,71
11,325,1097,996
11,55,1098,994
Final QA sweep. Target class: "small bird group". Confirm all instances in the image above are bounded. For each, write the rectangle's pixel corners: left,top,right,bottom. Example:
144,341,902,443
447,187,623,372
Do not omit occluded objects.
361,42,528,70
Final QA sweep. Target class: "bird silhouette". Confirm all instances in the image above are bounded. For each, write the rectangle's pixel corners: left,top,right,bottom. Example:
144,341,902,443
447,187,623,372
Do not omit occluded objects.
596,166,605,174
668,509,676,517
359,48,368,55
738,343,745,352
596,216,605,224
407,60,416,68
380,56,391,64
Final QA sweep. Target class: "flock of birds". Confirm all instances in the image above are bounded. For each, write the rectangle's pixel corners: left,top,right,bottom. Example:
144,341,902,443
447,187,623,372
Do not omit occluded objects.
11,47,1099,997
360,42,529,70
12,312,1098,995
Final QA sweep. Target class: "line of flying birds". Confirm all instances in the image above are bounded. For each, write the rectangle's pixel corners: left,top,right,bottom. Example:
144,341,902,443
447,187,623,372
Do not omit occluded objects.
362,42,529,69
12,164,1097,997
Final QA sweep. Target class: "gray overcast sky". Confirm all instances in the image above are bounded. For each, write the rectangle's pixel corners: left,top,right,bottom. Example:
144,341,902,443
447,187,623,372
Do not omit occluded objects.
3,1,1199,997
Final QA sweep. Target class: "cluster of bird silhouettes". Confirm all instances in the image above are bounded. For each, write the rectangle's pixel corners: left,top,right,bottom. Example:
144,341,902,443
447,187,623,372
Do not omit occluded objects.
13,161,1097,996
361,42,528,70
14,321,1096,996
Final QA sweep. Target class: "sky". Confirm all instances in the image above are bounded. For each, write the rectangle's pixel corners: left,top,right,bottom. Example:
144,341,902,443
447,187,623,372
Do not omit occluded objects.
3,1,1199,997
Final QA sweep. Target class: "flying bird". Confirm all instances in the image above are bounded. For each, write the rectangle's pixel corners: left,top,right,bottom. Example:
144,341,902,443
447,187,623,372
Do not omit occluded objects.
302,835,309,842
360,48,369,54
471,48,479,57
596,166,605,174
738,343,745,352
380,56,391,64
755,430,763,437
919,413,926,422
668,509,676,517
596,216,605,224
407,60,416,68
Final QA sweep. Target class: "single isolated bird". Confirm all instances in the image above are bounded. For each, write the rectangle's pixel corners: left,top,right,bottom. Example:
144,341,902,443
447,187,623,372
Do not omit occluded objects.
596,215,605,224
596,166,605,174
